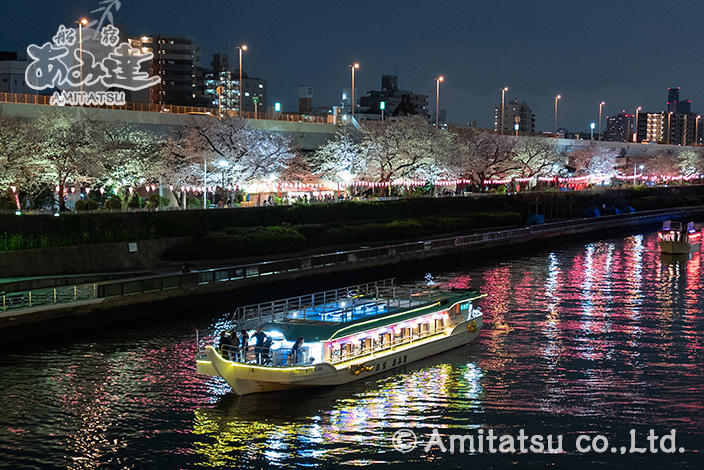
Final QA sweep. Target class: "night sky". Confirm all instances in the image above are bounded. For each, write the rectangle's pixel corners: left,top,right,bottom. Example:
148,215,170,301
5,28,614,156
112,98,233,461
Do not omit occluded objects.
3,0,703,131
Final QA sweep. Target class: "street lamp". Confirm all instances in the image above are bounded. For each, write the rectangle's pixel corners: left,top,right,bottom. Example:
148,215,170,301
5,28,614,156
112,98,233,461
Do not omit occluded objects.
436,76,444,128
500,86,508,135
554,94,562,134
667,111,673,144
634,106,642,142
74,18,89,101
633,163,645,185
696,115,701,145
237,44,248,117
217,160,229,187
380,100,385,121
590,122,596,141
598,101,605,141
350,62,360,116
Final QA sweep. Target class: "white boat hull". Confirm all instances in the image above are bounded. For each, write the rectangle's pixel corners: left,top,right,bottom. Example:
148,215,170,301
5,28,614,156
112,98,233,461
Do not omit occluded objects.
201,317,483,395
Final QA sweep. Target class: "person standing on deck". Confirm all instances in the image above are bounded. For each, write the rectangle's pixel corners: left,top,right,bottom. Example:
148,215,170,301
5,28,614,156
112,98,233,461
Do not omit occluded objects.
218,331,233,360
229,329,240,359
252,327,268,364
240,329,249,362
288,337,304,365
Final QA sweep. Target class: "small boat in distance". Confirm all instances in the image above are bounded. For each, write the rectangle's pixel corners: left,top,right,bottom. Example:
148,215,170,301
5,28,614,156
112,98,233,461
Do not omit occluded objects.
658,220,702,254
196,279,484,396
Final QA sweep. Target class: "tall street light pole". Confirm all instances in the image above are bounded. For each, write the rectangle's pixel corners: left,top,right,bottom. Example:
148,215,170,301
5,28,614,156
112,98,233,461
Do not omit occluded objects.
554,94,562,134
75,18,88,102
237,44,247,117
598,101,605,141
500,86,508,135
634,106,642,142
350,62,359,116
696,115,701,145
436,76,444,128
667,112,672,145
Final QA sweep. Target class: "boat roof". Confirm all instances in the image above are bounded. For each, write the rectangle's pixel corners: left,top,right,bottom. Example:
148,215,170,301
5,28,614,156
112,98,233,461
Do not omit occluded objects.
260,291,481,342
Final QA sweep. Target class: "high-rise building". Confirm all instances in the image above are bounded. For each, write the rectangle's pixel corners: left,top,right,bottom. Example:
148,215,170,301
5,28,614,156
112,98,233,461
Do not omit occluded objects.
128,35,208,107
202,53,266,113
239,72,266,113
667,86,691,114
636,88,700,145
298,86,313,114
604,112,634,142
493,99,535,135
645,112,665,143
0,51,32,94
357,74,429,119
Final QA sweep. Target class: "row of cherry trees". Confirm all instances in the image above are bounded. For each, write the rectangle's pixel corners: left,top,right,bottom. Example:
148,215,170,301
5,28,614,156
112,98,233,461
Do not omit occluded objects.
0,111,296,210
313,116,704,187
4,112,704,210
313,116,566,187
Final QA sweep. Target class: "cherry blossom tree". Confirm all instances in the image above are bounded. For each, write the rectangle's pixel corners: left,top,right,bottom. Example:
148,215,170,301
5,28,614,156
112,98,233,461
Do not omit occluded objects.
310,131,364,183
512,137,559,177
447,128,520,186
677,149,704,177
357,116,451,185
27,111,115,210
568,146,617,177
167,116,296,187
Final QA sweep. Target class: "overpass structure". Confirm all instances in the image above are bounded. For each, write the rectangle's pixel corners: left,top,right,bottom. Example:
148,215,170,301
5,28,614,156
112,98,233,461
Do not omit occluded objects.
0,92,353,151
553,137,693,158
0,92,696,156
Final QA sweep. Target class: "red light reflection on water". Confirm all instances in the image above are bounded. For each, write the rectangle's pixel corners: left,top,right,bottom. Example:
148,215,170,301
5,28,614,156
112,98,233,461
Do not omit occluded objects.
445,233,704,426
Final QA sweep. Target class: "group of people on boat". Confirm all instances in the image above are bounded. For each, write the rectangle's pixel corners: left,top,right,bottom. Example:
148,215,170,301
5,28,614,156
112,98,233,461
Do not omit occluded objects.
218,327,304,366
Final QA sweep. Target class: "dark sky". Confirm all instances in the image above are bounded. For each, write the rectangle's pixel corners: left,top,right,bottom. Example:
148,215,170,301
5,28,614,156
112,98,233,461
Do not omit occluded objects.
4,0,704,131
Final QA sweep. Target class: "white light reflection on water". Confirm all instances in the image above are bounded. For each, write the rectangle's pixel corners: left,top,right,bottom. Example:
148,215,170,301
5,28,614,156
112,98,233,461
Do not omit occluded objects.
2,231,704,469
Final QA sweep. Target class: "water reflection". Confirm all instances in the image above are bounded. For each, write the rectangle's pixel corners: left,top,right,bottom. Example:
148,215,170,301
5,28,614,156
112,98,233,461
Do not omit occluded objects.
192,360,484,467
1,231,703,468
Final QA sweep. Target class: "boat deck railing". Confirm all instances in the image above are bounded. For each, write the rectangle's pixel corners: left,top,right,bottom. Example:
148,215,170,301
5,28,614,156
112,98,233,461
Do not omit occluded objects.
231,278,443,330
205,308,483,369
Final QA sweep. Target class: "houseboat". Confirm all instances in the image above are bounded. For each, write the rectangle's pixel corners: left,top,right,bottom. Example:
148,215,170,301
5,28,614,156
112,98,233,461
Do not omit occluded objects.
196,279,484,395
658,220,702,254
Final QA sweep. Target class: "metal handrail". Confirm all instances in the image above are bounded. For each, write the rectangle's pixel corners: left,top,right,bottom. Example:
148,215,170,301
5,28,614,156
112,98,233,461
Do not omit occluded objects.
231,279,401,327
4,205,702,314
0,91,331,124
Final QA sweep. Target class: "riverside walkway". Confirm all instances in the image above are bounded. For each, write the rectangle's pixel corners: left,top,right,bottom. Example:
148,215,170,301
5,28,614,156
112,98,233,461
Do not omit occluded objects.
2,205,702,331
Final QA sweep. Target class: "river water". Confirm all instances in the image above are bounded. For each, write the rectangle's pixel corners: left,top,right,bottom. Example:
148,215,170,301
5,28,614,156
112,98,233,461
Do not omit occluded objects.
1,231,703,469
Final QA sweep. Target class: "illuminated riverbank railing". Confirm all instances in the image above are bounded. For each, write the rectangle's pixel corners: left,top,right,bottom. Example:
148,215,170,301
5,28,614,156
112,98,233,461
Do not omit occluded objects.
4,205,704,315
0,91,330,124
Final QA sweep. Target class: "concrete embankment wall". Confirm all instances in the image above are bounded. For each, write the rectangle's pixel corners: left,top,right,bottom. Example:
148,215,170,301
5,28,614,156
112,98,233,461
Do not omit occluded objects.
0,237,187,278
2,205,703,343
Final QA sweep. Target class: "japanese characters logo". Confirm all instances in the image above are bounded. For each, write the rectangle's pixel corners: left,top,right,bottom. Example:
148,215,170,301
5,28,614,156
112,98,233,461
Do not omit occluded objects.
25,23,160,106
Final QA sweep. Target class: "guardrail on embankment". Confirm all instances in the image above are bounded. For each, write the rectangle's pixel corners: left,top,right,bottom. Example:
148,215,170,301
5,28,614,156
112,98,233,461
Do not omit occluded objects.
2,205,702,315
